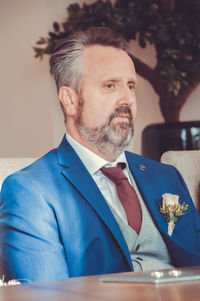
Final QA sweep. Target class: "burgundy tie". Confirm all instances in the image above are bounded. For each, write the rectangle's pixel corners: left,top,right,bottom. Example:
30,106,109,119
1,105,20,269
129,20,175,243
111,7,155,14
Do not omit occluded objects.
101,163,142,234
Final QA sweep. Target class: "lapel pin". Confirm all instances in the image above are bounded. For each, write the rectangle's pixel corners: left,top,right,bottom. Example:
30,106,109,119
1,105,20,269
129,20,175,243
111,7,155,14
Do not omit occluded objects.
139,164,146,171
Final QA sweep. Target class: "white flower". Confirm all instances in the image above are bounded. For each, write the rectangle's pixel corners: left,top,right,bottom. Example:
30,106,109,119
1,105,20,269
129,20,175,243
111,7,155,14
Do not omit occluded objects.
160,193,188,236
162,193,179,209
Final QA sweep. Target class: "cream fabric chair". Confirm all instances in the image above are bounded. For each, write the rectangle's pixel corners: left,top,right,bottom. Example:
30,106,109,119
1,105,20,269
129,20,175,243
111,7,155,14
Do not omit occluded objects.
161,150,200,212
0,158,37,190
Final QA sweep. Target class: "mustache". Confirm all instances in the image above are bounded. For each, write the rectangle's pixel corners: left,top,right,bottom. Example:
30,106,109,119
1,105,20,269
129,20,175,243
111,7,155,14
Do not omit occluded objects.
109,106,133,122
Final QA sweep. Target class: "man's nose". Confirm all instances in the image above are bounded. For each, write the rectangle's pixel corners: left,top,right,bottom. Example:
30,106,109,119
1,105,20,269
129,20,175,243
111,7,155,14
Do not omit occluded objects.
117,86,134,107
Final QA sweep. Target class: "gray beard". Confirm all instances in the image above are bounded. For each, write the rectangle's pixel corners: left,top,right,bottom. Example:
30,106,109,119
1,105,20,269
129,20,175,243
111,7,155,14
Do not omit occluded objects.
76,102,134,161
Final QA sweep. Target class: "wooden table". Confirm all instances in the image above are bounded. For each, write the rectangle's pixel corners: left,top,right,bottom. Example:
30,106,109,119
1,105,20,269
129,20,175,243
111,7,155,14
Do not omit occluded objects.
0,269,200,301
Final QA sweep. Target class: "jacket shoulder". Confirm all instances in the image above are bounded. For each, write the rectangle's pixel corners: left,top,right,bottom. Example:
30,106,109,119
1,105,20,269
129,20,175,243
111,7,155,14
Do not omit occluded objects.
1,148,58,192
125,151,173,170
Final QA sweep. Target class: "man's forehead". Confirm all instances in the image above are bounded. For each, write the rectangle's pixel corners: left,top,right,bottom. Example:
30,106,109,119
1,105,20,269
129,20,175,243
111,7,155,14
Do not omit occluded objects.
83,44,136,74
84,44,131,61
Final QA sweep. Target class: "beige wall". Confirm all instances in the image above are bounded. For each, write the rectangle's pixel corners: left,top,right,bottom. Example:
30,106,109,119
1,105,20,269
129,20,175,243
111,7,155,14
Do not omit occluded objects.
0,0,199,157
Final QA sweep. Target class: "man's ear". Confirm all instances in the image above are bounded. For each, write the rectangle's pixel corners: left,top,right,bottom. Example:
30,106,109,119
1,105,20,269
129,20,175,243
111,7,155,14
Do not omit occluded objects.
59,86,78,116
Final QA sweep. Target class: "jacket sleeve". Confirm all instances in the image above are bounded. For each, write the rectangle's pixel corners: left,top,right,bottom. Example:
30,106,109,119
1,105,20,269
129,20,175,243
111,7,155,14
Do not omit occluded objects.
0,174,69,282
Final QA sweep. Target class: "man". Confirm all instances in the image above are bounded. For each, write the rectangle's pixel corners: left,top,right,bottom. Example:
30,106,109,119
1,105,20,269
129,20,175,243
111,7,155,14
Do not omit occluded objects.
0,27,200,283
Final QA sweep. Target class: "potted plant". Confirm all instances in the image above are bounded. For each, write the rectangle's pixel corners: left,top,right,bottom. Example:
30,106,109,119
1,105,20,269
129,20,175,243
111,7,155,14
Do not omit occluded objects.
34,0,200,160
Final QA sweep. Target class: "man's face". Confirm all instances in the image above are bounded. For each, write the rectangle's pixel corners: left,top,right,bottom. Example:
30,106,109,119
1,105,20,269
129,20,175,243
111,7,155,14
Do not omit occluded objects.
73,45,137,160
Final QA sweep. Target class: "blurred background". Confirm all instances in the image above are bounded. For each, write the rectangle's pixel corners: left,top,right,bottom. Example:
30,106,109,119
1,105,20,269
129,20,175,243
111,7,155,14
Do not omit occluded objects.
0,0,199,158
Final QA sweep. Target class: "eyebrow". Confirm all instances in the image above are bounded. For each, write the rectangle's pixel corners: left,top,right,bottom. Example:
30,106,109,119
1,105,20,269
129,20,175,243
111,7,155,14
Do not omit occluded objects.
102,77,137,85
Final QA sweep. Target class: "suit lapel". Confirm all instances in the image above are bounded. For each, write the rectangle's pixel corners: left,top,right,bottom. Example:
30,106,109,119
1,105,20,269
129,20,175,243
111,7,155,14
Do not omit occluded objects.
126,152,168,233
56,136,133,269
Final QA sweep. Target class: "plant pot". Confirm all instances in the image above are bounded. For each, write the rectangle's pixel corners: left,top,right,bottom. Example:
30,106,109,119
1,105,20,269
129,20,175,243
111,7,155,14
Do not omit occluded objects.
142,120,200,161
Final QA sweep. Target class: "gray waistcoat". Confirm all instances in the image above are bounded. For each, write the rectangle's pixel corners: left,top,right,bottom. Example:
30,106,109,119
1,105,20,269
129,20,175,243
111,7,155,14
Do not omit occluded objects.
109,197,174,271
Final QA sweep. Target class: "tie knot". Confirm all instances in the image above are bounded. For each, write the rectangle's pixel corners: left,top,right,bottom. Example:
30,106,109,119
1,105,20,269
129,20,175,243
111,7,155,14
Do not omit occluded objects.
101,163,127,184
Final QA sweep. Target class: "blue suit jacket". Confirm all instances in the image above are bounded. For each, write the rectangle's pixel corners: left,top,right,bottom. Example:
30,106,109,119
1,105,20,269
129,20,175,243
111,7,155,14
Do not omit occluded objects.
0,136,200,282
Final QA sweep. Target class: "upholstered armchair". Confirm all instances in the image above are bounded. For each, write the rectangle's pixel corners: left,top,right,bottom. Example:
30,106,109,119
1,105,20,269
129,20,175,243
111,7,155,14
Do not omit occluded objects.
0,153,199,207
0,153,199,211
161,150,200,212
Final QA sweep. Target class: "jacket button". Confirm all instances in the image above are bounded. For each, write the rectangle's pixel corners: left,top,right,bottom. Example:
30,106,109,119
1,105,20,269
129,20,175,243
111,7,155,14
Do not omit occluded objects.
136,244,140,251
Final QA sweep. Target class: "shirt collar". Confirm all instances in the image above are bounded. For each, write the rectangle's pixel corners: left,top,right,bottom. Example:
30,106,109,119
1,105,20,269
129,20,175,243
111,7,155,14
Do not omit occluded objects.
66,133,128,175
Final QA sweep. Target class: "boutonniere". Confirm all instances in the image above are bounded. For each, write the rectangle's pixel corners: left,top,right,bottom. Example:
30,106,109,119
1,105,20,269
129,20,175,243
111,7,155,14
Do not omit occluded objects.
160,193,188,236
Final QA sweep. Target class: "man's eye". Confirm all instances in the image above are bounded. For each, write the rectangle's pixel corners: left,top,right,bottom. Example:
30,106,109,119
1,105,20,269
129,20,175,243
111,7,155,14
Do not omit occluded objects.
128,84,135,90
106,83,115,89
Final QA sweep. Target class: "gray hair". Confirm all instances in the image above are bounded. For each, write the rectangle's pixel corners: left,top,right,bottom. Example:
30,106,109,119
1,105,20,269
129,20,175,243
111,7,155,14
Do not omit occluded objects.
49,27,130,117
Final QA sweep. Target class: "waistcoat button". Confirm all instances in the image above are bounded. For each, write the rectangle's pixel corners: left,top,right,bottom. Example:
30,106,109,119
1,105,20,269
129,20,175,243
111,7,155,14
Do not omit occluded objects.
136,244,140,251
